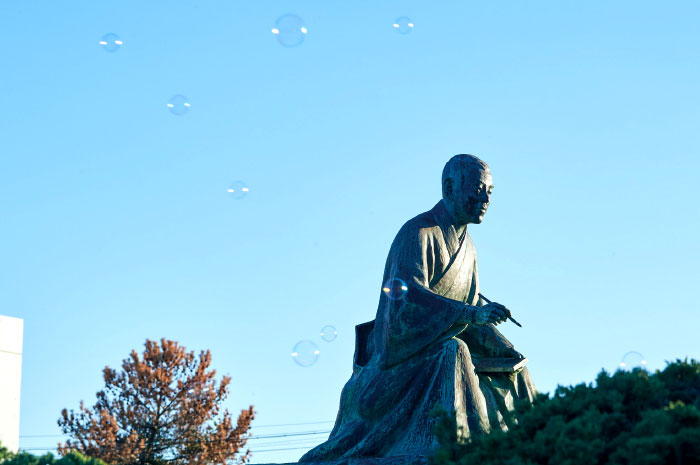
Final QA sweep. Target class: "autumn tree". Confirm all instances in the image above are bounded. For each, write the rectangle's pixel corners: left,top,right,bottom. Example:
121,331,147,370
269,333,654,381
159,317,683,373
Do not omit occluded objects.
58,339,254,465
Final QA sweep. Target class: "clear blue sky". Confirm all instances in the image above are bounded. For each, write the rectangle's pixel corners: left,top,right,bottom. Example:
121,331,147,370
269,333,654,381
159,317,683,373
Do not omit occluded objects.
1,0,699,463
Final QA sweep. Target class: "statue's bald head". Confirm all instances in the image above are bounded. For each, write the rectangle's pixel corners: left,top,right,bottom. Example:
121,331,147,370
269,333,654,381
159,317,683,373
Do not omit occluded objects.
442,154,489,197
441,154,493,225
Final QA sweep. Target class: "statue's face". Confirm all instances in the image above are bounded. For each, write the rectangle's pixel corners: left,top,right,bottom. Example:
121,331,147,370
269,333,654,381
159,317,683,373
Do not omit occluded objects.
448,167,494,225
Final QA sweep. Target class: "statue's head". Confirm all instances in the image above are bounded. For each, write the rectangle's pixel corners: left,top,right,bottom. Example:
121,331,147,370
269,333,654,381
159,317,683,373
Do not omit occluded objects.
442,154,493,225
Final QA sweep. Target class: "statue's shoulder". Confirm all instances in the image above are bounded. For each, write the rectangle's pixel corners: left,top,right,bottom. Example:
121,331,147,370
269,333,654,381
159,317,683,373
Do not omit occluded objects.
395,208,441,241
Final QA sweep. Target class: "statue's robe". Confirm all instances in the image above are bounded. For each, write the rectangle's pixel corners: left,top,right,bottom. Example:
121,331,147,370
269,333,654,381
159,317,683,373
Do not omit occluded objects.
300,200,536,461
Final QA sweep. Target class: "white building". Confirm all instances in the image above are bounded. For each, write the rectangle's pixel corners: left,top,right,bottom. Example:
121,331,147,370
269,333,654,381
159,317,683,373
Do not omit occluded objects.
0,315,23,453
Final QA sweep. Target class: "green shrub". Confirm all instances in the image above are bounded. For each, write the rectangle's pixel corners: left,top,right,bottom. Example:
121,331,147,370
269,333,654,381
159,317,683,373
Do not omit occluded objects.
0,449,109,465
431,359,700,465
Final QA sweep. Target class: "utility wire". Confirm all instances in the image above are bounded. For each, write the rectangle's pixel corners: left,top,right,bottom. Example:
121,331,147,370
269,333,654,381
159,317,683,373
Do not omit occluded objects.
247,437,328,447
253,446,320,453
250,429,331,440
21,445,315,454
20,429,332,440
20,421,334,438
18,429,331,450
251,420,333,429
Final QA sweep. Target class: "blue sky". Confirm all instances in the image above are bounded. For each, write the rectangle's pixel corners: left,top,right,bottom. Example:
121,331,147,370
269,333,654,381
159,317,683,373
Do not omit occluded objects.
1,0,699,463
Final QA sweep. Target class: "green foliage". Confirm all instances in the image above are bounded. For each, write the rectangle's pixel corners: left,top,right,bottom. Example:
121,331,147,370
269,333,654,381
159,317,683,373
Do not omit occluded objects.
0,444,14,462
58,451,109,465
0,449,109,465
431,359,700,465
0,451,55,465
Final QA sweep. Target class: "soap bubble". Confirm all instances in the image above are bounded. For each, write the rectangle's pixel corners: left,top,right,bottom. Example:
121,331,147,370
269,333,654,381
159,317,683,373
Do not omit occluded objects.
227,181,249,200
291,340,320,367
99,33,123,52
272,14,308,47
320,325,338,342
167,95,190,116
619,351,647,370
382,278,408,301
392,17,415,35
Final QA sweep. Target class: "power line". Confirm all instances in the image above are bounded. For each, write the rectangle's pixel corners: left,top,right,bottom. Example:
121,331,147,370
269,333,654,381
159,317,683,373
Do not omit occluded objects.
20,421,334,438
20,430,332,440
253,446,319,453
21,445,316,454
252,420,333,429
20,437,330,451
250,437,327,446
240,438,327,449
250,430,331,440
18,429,332,450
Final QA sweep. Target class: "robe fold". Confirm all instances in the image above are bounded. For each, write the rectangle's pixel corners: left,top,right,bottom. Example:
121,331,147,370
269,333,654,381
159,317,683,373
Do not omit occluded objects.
299,200,536,461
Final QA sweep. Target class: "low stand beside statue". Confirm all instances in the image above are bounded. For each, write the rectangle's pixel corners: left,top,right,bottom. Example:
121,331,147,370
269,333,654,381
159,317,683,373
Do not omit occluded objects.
300,154,537,463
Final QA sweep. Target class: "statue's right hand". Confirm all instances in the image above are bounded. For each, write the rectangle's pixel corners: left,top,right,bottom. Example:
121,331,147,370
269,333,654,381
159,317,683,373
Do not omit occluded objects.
470,302,510,325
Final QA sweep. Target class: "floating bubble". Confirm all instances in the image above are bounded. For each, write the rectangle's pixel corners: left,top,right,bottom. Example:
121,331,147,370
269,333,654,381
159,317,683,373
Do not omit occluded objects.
227,181,249,200
167,94,190,116
619,351,648,370
99,33,123,53
320,325,338,342
272,14,308,47
291,340,320,367
382,278,408,301
392,17,415,35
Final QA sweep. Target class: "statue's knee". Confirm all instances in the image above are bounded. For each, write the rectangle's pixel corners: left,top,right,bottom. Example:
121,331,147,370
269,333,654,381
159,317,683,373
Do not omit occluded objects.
443,337,470,356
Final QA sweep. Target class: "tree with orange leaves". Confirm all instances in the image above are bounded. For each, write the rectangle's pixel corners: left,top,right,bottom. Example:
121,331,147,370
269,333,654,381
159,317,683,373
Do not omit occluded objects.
58,339,254,465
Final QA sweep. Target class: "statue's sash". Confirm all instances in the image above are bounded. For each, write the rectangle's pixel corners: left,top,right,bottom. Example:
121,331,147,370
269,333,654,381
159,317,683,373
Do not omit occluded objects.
430,203,476,303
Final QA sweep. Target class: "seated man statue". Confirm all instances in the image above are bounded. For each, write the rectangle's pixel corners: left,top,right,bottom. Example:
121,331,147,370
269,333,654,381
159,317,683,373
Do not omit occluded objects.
300,154,536,461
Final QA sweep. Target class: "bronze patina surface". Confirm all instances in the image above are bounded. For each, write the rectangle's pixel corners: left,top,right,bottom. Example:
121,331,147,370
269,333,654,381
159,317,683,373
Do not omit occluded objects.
300,155,536,461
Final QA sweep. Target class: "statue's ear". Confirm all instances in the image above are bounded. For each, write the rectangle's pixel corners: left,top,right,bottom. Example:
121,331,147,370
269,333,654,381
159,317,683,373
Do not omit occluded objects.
443,178,453,199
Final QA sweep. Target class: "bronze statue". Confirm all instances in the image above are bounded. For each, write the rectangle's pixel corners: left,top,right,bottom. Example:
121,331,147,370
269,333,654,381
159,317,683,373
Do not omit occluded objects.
300,154,536,461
